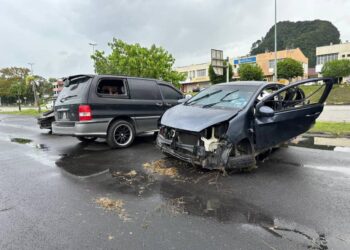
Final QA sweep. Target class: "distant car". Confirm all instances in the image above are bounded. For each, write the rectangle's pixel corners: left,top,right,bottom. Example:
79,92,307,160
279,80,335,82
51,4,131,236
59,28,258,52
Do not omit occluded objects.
157,78,334,170
37,110,55,131
37,97,56,131
52,74,184,148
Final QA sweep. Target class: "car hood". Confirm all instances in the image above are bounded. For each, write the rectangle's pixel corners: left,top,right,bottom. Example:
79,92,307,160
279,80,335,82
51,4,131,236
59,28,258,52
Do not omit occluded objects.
161,104,239,132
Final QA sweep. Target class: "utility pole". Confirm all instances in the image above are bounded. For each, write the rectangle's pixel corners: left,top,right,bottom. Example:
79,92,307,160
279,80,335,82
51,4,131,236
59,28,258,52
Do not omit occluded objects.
226,57,230,83
28,62,41,112
273,0,278,82
89,43,97,73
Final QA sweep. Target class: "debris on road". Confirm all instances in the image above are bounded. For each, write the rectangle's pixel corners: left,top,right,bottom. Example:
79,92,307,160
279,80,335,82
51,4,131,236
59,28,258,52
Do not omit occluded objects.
95,197,131,222
143,159,178,177
158,197,186,216
125,170,137,177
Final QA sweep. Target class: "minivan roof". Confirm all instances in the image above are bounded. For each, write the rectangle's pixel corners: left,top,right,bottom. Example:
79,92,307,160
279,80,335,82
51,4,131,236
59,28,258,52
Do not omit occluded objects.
63,74,171,84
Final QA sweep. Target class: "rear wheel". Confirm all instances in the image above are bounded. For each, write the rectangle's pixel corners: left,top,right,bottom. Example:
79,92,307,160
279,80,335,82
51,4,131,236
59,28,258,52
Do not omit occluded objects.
77,136,97,143
107,120,135,149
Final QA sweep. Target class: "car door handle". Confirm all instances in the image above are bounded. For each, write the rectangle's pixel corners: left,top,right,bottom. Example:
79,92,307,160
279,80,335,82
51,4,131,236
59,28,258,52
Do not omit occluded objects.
155,102,163,107
305,112,320,117
165,102,172,107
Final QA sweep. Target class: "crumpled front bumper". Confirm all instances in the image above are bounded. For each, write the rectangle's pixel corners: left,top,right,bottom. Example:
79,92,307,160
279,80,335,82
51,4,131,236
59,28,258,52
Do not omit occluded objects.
156,134,232,169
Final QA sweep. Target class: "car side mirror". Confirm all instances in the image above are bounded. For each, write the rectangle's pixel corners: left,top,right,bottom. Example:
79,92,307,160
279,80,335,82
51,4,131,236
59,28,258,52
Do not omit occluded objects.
258,105,275,117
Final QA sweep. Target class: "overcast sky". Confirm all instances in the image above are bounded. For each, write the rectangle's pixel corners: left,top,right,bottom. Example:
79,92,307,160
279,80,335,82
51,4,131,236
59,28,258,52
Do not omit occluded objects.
1,0,349,78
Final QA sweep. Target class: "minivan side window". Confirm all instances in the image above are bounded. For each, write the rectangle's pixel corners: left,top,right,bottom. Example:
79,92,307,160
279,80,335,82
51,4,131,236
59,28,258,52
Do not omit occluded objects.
128,79,162,100
97,79,127,97
159,84,182,100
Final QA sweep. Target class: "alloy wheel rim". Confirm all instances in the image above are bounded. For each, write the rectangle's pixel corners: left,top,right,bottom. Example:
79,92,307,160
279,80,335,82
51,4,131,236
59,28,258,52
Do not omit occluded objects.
113,124,132,146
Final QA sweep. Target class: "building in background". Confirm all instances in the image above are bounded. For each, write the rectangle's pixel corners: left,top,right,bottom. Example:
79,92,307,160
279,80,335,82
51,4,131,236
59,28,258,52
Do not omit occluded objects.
53,79,64,96
316,42,350,75
233,48,308,82
175,63,211,93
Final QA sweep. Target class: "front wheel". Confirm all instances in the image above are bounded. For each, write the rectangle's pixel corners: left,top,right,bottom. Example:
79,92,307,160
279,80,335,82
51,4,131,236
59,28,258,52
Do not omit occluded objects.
77,136,97,143
107,120,135,149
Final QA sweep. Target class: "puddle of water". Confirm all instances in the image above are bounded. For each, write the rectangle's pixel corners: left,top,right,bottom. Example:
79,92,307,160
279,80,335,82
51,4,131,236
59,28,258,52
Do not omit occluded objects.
290,135,350,151
10,138,32,144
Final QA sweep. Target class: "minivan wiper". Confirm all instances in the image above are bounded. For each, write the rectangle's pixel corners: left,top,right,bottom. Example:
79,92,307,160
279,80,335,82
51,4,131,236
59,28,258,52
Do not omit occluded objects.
186,90,222,105
60,95,78,103
201,90,239,108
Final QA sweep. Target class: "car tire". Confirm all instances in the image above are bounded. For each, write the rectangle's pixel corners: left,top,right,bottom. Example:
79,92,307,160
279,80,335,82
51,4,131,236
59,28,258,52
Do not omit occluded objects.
77,136,97,143
107,120,135,149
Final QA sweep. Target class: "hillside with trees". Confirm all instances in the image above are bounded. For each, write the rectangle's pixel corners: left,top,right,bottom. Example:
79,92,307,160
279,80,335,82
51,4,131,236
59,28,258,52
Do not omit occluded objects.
250,20,341,67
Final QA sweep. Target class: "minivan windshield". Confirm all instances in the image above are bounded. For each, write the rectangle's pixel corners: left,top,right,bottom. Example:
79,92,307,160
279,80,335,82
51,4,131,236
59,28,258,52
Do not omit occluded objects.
185,85,258,109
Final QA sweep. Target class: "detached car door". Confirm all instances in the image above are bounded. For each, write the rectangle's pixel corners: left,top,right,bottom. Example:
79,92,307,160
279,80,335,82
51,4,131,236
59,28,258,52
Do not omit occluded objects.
254,78,334,150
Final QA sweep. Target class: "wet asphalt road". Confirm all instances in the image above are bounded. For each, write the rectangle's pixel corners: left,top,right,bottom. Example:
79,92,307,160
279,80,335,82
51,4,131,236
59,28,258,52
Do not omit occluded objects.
1,115,350,250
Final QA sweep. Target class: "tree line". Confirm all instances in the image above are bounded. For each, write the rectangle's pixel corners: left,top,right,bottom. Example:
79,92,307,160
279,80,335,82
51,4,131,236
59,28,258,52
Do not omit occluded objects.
0,67,55,107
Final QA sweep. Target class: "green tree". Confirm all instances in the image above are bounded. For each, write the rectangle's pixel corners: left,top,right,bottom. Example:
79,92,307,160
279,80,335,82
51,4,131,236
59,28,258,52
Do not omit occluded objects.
91,38,185,87
250,20,341,67
277,58,304,81
238,64,264,81
321,59,350,84
0,67,31,105
208,63,233,84
9,82,27,111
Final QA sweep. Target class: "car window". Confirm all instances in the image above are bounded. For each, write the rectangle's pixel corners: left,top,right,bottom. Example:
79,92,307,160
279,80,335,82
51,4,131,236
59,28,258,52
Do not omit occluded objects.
263,80,328,112
128,79,162,100
56,76,92,104
159,85,182,100
97,78,127,97
186,85,257,110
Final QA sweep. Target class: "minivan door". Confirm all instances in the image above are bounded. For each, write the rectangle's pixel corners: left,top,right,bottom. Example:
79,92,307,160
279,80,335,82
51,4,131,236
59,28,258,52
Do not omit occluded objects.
54,75,93,123
158,84,184,110
254,78,334,150
127,79,165,132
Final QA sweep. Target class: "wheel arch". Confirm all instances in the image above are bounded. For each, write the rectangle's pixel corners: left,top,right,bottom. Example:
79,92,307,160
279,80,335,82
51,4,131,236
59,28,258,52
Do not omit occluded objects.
107,116,136,133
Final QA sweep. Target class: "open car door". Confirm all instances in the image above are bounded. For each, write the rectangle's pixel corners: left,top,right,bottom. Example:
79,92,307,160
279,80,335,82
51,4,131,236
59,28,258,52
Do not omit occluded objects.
254,78,334,150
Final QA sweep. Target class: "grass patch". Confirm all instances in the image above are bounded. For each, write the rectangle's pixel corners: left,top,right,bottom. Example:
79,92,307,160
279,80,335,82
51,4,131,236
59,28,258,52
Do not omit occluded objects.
301,84,350,105
309,121,350,136
0,109,48,116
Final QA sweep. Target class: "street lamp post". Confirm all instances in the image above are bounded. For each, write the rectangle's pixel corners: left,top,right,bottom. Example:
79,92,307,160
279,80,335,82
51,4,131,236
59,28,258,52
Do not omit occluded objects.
89,43,97,74
28,62,41,112
273,0,278,82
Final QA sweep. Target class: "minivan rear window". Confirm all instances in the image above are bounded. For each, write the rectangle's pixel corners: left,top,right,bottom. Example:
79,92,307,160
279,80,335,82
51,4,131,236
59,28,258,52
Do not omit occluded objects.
56,77,92,104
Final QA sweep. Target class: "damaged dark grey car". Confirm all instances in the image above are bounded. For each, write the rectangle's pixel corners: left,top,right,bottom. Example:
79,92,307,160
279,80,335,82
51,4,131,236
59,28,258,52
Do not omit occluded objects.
157,78,334,170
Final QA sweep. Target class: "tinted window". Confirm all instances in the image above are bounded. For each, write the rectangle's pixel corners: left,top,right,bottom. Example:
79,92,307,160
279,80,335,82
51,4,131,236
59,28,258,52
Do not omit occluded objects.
159,85,182,100
97,78,127,97
56,77,92,104
128,79,161,100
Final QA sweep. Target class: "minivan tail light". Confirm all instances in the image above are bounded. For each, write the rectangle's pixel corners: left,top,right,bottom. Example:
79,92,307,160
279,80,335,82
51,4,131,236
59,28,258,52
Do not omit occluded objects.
79,105,92,121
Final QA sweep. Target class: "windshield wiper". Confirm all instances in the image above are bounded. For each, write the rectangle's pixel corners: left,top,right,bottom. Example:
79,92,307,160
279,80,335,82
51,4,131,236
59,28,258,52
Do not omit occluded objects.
60,95,78,103
185,90,222,105
201,90,239,108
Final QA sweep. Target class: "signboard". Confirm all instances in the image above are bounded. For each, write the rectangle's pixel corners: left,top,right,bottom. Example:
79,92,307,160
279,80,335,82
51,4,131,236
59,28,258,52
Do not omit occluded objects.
233,56,256,65
211,49,224,75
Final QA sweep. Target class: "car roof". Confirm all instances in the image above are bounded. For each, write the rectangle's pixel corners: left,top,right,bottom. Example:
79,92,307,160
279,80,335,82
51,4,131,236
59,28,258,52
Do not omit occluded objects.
64,74,172,85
